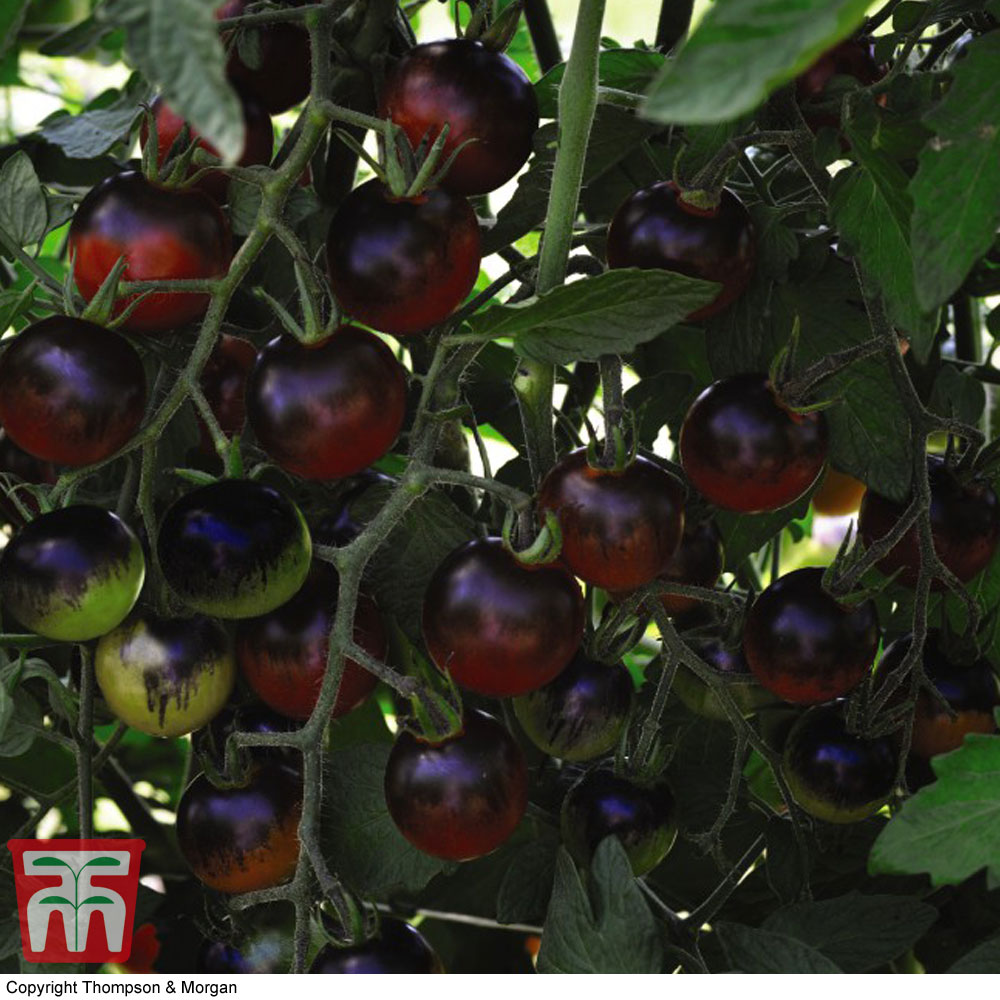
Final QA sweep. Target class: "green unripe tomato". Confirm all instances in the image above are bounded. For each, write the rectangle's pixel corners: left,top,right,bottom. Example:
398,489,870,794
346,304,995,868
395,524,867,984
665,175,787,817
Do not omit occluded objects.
672,639,778,720
95,614,235,738
0,506,144,641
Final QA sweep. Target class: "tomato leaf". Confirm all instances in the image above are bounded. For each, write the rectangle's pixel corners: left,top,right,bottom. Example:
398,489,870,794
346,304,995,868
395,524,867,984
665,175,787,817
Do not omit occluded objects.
98,0,244,163
466,269,719,365
0,0,30,60
868,733,1000,886
714,921,843,973
949,934,1000,973
535,49,665,119
761,892,938,971
537,840,663,973
642,0,871,125
496,835,560,925
910,33,1000,311
0,151,47,246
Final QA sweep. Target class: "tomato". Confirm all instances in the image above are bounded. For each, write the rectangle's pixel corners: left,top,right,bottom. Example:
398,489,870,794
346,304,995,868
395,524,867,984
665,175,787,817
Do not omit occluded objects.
0,506,144,641
236,562,385,721
560,770,677,876
94,613,235,738
858,456,1000,588
246,327,408,480
607,182,756,321
782,704,897,823
656,517,724,617
537,449,685,591
877,633,999,758
812,465,866,517
216,0,311,114
679,374,828,514
421,538,584,697
0,430,57,526
512,653,633,761
0,316,145,467
796,38,885,132
309,918,444,974
743,567,879,704
177,762,302,893
378,38,539,197
197,908,294,974
325,179,481,336
157,479,312,619
68,171,232,334
314,470,395,546
206,703,299,767
384,709,527,861
198,334,257,452
140,93,273,203
673,638,776,720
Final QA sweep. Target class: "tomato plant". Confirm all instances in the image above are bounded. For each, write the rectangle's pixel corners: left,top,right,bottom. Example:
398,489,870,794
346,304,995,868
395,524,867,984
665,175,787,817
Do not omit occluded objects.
309,918,444,974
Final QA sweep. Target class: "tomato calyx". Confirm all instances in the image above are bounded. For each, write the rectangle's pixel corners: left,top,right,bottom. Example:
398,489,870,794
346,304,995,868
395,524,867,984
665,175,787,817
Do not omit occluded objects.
501,507,565,567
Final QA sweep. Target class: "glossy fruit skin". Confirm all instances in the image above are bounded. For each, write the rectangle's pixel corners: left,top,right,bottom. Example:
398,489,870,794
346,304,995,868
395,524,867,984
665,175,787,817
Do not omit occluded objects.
422,538,584,697
0,506,145,641
813,466,866,517
796,39,885,131
246,328,408,480
673,638,776,720
216,0,311,114
379,38,539,197
141,93,273,202
560,770,677,876
326,179,481,335
538,449,685,591
199,334,257,451
95,614,235,738
743,567,879,704
858,456,1000,589
607,182,756,321
177,762,302,893
679,374,828,514
384,710,528,861
236,563,386,721
878,634,999,758
309,919,444,974
657,518,724,616
513,653,634,762
0,316,146,467
69,171,232,333
157,479,311,619
782,705,897,823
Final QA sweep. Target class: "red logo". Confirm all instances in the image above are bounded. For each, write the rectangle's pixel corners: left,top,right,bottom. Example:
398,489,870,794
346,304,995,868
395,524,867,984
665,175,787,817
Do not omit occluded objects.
7,839,146,964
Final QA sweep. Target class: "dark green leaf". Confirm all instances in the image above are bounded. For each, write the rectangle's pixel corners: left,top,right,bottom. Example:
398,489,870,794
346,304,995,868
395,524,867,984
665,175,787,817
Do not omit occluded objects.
715,921,843,973
928,364,986,426
624,370,696,446
0,0,30,60
715,497,810,570
0,151,47,246
38,16,112,57
537,841,663,973
496,835,559,925
535,49,665,119
949,934,1000,973
642,0,871,124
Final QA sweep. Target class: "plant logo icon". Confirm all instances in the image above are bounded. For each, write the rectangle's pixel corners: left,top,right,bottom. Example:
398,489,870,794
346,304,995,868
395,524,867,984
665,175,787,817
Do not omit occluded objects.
7,839,146,963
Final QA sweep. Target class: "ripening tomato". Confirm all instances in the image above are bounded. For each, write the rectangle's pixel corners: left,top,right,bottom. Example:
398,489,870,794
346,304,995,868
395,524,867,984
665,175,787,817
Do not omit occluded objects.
656,517,724,617
421,538,584,697
812,466,866,517
384,710,527,861
379,38,539,197
69,172,232,333
672,638,776,720
0,316,146,467
679,374,828,514
309,918,444,974
198,334,257,452
537,449,685,591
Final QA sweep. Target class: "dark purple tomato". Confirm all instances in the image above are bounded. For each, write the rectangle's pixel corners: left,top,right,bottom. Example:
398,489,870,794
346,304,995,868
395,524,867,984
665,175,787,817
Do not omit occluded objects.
140,93,274,203
512,653,634,761
858,456,1000,589
607,182,756,321
69,171,232,333
157,479,312,619
796,38,886,131
198,909,294,974
782,704,897,823
679,374,828,514
743,567,879,704
0,429,57,525
207,702,299,767
877,633,999,758
0,505,145,641
235,562,386,721
538,449,685,591
246,327,408,480
560,770,677,876
198,334,257,452
326,179,481,336
309,918,444,974
0,316,145,466
378,38,539,197
657,517,724,616
421,538,584,697
384,709,528,861
177,762,302,894
216,0,311,114
314,470,395,546
673,638,776,720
